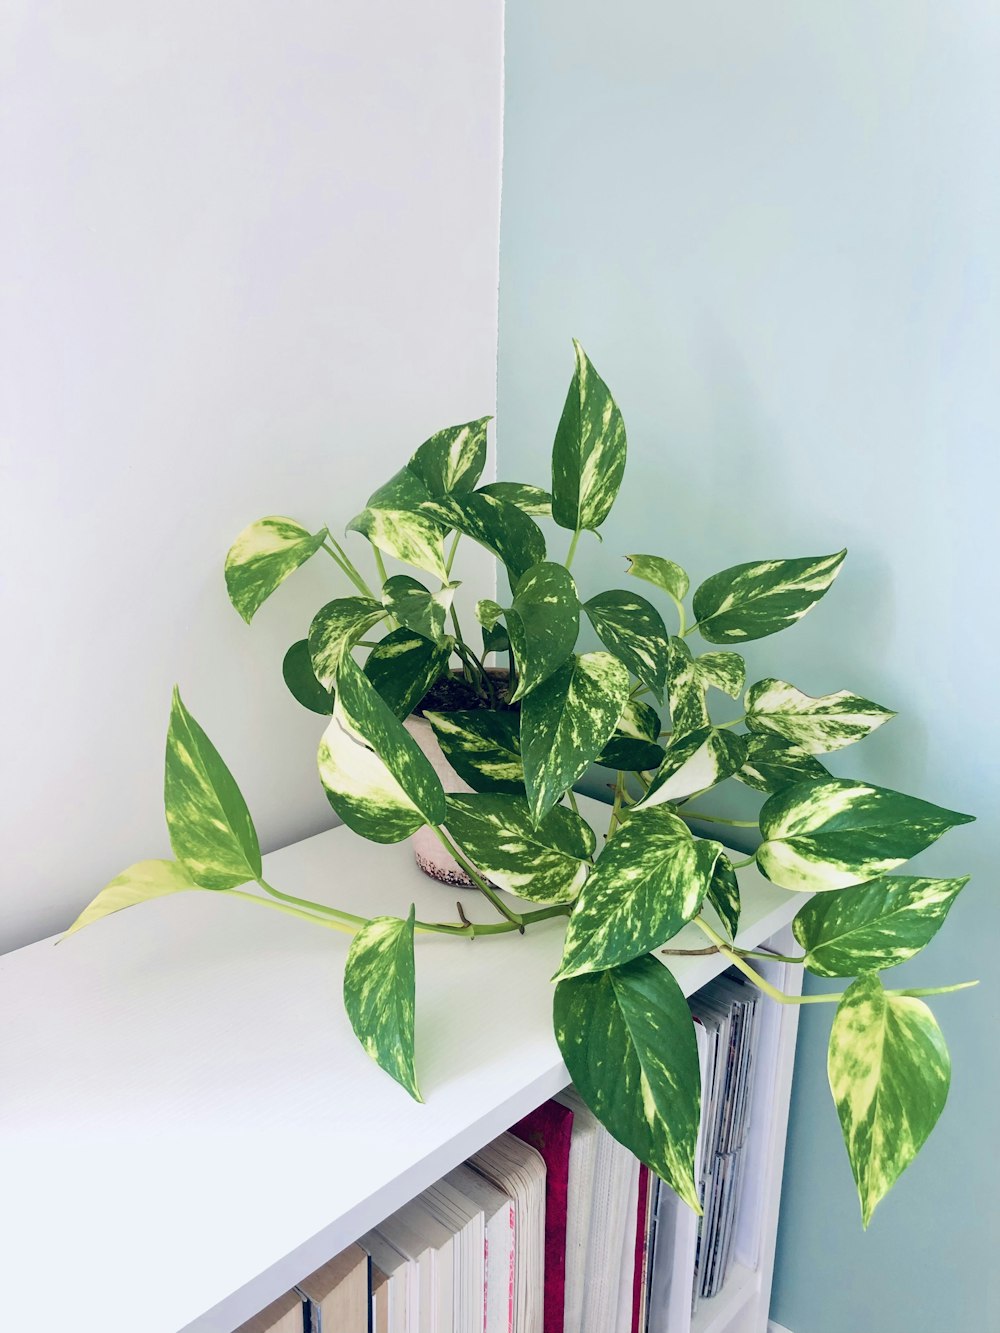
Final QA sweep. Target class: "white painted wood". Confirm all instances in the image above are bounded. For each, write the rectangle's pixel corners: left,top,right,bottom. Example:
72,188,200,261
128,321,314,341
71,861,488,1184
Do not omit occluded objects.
0,796,803,1333
767,1324,795,1333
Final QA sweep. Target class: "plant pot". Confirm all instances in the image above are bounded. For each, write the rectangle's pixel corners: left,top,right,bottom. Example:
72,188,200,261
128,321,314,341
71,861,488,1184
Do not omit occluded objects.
404,715,477,887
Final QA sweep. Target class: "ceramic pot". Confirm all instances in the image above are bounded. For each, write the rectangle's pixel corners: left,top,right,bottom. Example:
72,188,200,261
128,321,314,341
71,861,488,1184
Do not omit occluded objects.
404,715,476,886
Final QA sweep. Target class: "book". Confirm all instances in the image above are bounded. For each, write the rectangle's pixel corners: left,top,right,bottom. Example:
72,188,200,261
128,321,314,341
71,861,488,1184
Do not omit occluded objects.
296,1244,369,1333
442,1161,516,1333
232,1290,303,1333
370,1197,456,1333
510,1098,575,1333
421,1174,487,1332
358,1231,411,1333
469,1132,546,1333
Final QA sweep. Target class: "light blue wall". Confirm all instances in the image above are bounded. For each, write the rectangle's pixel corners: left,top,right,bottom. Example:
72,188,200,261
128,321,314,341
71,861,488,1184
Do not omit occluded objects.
498,4,999,1330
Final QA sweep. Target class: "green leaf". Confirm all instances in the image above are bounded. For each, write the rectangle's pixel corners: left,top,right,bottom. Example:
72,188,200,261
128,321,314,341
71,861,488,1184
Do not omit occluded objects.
282,639,335,715
746,678,896,754
828,973,951,1226
551,340,627,533
476,598,504,630
695,652,746,699
583,591,670,700
63,859,204,937
757,778,975,892
427,492,546,588
706,853,741,938
554,956,702,1211
164,688,262,889
616,699,661,742
224,516,327,624
343,907,421,1101
596,736,665,772
482,622,510,657
318,656,446,842
793,875,970,977
521,651,630,823
736,734,831,794
666,637,710,737
407,417,490,497
363,628,449,718
347,503,449,583
556,807,720,979
625,553,690,603
444,794,590,904
506,562,580,702
362,465,436,512
477,481,553,516
424,710,524,794
382,575,456,644
308,597,388,688
692,550,847,644
638,726,746,810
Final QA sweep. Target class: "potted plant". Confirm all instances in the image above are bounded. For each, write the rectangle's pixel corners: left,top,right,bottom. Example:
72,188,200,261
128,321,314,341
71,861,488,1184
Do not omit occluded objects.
67,341,975,1227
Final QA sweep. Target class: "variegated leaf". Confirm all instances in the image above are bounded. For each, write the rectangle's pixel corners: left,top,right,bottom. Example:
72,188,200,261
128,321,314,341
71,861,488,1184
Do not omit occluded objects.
828,974,950,1226
361,464,436,512
407,417,490,497
382,574,456,644
692,550,847,643
583,591,670,699
426,492,546,588
736,734,831,794
746,678,896,754
556,807,720,979
476,598,504,630
363,628,449,718
308,597,388,689
638,727,746,810
554,956,702,1211
706,853,741,938
224,516,327,624
625,553,689,603
757,778,974,892
444,794,591,904
64,859,203,937
551,340,627,534
424,710,524,794
695,652,746,699
794,875,970,977
616,698,661,742
596,736,665,772
477,481,553,516
506,562,580,702
164,688,262,889
347,505,450,583
666,637,710,736
343,907,421,1101
521,652,630,823
282,639,335,715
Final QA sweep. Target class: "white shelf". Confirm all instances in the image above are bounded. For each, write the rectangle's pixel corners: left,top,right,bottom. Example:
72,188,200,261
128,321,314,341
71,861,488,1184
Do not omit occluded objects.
0,796,801,1333
691,1263,760,1333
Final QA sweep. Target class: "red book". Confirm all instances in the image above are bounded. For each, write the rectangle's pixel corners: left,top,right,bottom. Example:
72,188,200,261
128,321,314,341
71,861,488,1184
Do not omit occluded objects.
631,1166,653,1333
510,1099,575,1333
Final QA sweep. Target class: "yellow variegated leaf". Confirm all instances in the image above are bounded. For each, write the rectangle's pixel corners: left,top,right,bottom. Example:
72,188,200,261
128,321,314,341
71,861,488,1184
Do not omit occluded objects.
746,678,895,754
343,907,421,1101
224,516,327,623
64,859,203,937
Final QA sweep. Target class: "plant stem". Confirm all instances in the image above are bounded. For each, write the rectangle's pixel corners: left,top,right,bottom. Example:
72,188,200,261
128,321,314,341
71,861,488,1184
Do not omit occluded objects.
670,595,687,637
322,540,377,600
728,854,756,869
715,715,746,730
373,546,389,587
431,827,524,927
607,772,627,839
677,810,759,829
446,532,461,576
228,889,358,935
565,528,581,570
258,878,368,928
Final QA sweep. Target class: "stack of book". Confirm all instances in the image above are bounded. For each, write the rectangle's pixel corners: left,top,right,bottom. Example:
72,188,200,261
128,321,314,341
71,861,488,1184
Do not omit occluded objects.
235,969,766,1333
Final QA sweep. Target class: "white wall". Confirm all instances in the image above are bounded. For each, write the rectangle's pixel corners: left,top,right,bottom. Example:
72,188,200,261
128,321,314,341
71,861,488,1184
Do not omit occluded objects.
0,0,503,951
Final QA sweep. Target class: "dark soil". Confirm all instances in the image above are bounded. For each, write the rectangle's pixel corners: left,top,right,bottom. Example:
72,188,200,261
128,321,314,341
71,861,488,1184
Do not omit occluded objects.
415,668,515,715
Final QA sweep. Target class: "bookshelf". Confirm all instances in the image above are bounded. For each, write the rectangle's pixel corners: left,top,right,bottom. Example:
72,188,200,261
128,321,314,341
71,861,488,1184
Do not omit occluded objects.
0,794,802,1333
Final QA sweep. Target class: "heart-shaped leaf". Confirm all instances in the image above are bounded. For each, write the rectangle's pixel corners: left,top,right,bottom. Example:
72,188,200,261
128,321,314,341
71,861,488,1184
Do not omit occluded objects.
224,516,327,623
424,710,524,794
695,652,746,699
382,575,456,644
408,417,490,497
596,736,666,772
343,907,422,1101
625,553,689,603
746,678,896,754
363,628,449,718
584,590,670,699
348,506,450,583
828,973,951,1226
556,807,720,979
164,688,262,889
666,637,710,737
282,639,335,715
554,956,702,1211
616,698,661,742
706,853,741,938
477,481,553,516
482,622,510,657
506,562,580,702
64,859,204,937
521,651,630,823
736,734,831,794
638,727,746,810
427,492,546,588
308,597,388,688
757,778,974,892
444,794,591,904
692,550,847,643
551,340,627,534
794,875,970,977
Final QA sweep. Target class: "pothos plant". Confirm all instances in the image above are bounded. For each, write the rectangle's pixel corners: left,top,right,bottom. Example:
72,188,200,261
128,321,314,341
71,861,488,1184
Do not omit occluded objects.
67,341,976,1228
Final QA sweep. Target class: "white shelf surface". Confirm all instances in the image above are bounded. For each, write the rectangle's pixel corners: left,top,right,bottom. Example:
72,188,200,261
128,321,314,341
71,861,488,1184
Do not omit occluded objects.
0,796,801,1333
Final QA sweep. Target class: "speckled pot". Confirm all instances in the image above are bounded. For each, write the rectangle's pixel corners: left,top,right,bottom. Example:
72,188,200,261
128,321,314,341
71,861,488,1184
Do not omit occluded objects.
404,715,477,887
